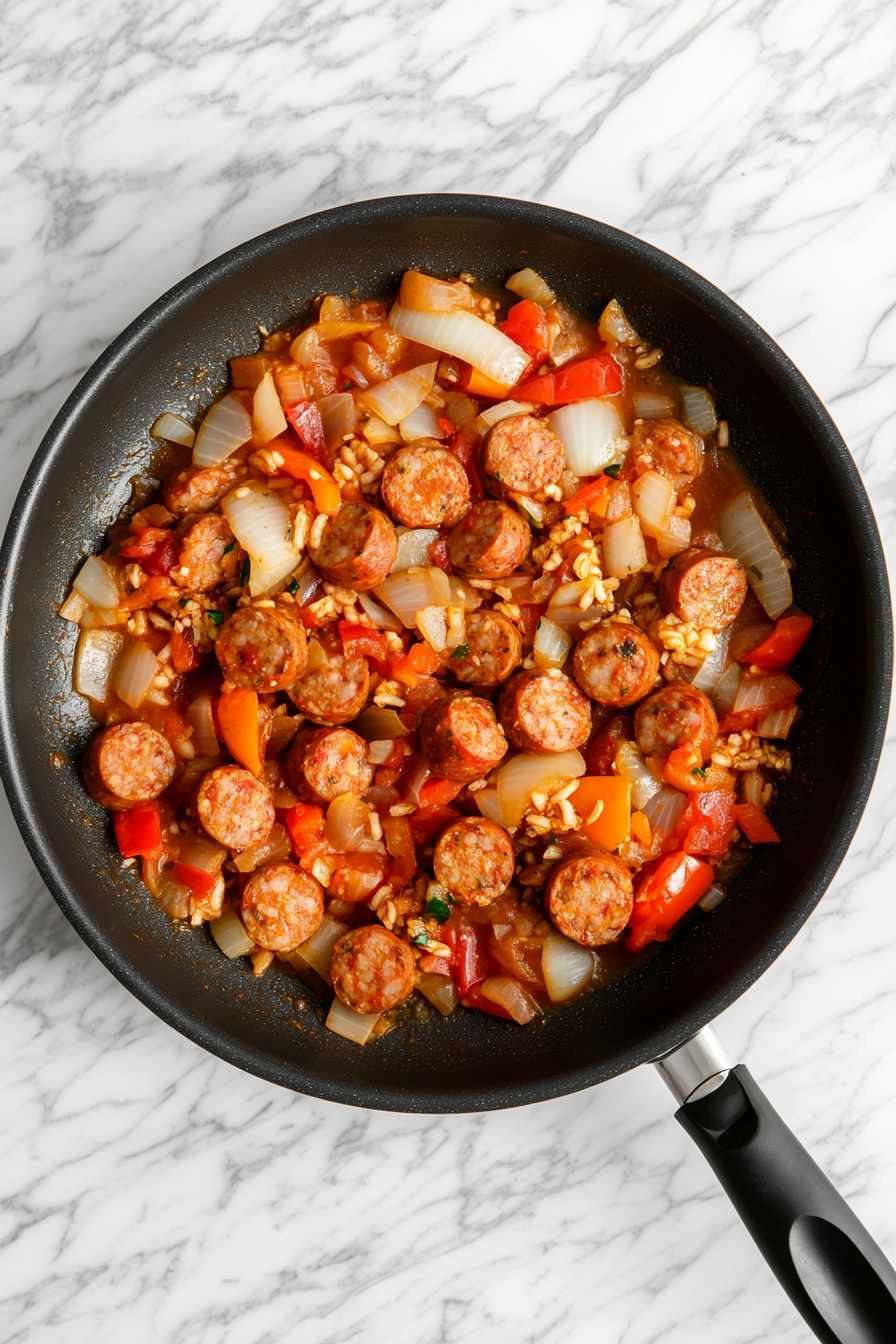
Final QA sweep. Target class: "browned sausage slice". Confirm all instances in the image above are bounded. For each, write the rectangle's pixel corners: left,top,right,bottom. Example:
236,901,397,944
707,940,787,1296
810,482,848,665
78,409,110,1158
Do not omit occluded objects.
545,852,633,947
172,514,240,592
380,446,470,528
658,548,747,630
419,693,507,783
498,670,591,753
215,606,307,692
196,765,275,849
162,457,250,516
82,722,176,811
289,652,370,725
630,418,702,492
433,817,515,906
330,925,415,1013
447,608,522,687
308,502,397,591
287,726,374,803
241,861,324,951
634,684,718,760
573,625,660,707
447,500,531,578
482,414,564,498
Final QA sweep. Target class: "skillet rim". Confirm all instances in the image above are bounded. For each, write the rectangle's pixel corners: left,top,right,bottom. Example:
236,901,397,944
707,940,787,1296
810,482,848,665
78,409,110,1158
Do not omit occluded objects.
0,193,891,1113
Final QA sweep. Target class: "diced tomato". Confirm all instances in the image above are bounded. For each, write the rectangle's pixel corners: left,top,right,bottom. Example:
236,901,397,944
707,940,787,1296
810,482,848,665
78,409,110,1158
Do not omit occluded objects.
626,851,715,952
741,614,813,671
584,714,632,775
171,859,217,897
284,400,327,461
170,628,199,673
445,432,484,500
675,790,736,857
120,525,170,559
143,534,179,576
410,803,462,847
499,300,550,358
717,709,762,734
285,802,325,855
428,536,451,572
733,802,781,844
113,802,162,858
462,982,514,1019
515,353,622,405
339,620,388,662
417,777,464,809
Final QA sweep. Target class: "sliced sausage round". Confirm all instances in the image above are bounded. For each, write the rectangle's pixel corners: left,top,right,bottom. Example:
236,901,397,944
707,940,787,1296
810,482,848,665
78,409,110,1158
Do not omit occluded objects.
634,684,718,760
419,693,507,783
82,722,176,811
215,606,307,692
447,608,522,687
195,765,275,850
172,514,240,592
545,852,634,948
498,670,591,754
482,414,564,498
380,446,470,529
447,500,531,578
433,816,515,906
573,625,660,707
308,502,397,592
289,652,370,725
330,925,415,1014
162,457,249,516
287,726,374,804
658,548,747,630
630,418,703,492
240,861,324,952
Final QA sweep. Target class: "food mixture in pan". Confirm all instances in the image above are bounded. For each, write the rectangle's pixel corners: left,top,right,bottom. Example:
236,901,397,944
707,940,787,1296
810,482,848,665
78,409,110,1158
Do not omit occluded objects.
62,267,812,1043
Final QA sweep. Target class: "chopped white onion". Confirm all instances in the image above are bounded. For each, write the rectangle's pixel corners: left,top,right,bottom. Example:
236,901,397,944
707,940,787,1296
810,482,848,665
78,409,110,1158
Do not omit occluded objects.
375,567,450,627
399,402,442,441
367,740,394,765
631,470,674,539
514,494,546,529
187,692,219,756
388,305,529,389
362,413,401,446
542,935,595,1002
447,574,481,611
739,770,767,809
74,629,124,702
718,492,792,619
222,481,299,575
325,794,369,852
298,914,349,984
253,370,287,444
680,385,718,435
657,513,692,559
475,787,504,824
290,328,318,368
416,605,449,652
506,268,555,305
734,673,801,715
356,590,404,631
274,365,307,407
416,972,460,1016
353,708,409,741
59,590,87,623
319,391,357,448
757,705,798,739
690,626,731,695
479,976,540,1025
193,393,252,467
151,412,195,447
533,616,572,671
73,554,119,610
248,551,300,598
391,528,440,573
470,400,535,439
443,391,478,428
598,299,639,347
602,516,648,578
326,996,381,1044
633,392,675,420
360,362,437,426
712,663,742,713
210,908,255,959
548,399,624,476
496,749,585,828
615,741,662,810
697,882,728,912
641,784,689,836
112,637,158,709
546,580,605,630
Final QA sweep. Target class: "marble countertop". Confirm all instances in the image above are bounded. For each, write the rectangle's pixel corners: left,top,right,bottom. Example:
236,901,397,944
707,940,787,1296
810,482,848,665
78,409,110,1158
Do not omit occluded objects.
2,1,895,1340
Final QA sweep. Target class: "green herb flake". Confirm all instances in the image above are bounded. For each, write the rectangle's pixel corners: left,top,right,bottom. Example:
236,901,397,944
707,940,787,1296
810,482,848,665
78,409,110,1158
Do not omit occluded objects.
208,611,225,626
222,541,235,555
451,643,470,660
426,896,453,924
287,578,299,595
342,381,352,390
495,471,503,481
411,931,431,948
604,463,622,479
691,765,708,779
240,557,251,586
749,564,763,580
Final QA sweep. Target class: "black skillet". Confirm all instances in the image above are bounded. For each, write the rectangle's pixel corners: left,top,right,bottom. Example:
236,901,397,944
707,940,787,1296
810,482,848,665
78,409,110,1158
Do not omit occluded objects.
1,195,894,1340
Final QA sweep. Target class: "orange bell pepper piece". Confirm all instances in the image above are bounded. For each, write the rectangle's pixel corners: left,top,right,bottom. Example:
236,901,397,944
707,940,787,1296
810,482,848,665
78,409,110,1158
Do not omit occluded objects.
563,474,612,516
463,367,512,398
733,802,781,844
274,445,342,515
218,687,262,775
570,777,632,851
285,802,326,856
664,745,734,793
390,640,441,688
629,810,652,847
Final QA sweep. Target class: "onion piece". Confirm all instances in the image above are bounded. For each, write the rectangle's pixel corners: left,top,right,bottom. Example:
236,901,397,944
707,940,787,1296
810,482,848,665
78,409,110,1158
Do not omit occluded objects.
641,785,688,836
187,692,219,756
633,392,675,420
248,551,300,598
359,362,437,426
375,567,450,627
615,740,662,810
290,328,318,368
545,580,605,631
367,740,394,765
233,824,291,873
734,673,801,715
447,575,481,611
362,413,401,446
210,907,255,959
325,794,369,852
697,882,728,912
151,412,195,447
222,481,299,575
689,626,731,695
274,365,307,407
680,385,717,435
475,787,504,824
74,629,124,702
533,616,572,671
326,996,381,1044
496,749,585,828
353,707,409,741
479,976,540,1025
598,299,640,347
356,590,404,631
657,513,692,559
416,972,460,1016
416,605,449,652
548,399,624,476
193,393,252,467
514,494,546,529
399,402,442,441
718,492,792,619
631,470,674,539
443,391,478,428
470,400,535,438
602,517,648,578
506,268,555,305
59,590,87,623
112,637,158,709
757,705,798,739
73,555,119,610
400,270,476,312
253,370,287,444
712,663,742,714
391,528,440,573
156,878,191,919
298,914,349,983
388,305,529,389
542,935,595,1002
318,391,356,449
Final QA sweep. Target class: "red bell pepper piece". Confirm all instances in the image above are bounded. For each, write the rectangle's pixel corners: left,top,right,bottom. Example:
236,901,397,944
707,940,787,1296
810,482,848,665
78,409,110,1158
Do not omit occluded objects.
515,353,622,405
417,777,464,809
675,790,736,857
170,628,199,673
462,982,514,1019
499,300,550,358
338,620,388,663
143,534,179,576
445,433,484,501
113,802,162,858
285,802,325,855
733,803,781,844
626,851,714,952
120,526,170,559
172,859,217,897
445,925,493,996
284,400,327,461
742,614,813,671
409,804,462,847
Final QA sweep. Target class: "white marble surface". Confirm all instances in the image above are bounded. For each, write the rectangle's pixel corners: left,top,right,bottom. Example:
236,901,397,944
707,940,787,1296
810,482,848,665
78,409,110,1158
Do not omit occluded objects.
2,0,895,1339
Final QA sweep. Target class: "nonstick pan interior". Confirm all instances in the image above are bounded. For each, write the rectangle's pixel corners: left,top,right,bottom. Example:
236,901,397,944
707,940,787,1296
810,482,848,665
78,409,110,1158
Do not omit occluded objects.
0,195,889,1112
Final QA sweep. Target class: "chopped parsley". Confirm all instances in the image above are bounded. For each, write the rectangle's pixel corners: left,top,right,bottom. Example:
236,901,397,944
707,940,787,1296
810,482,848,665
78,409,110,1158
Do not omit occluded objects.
495,471,502,481
604,463,622,479
222,541,235,555
410,931,431,948
342,380,352,390
208,611,225,626
240,557,251,586
287,578,300,595
451,643,470,660
691,765,708,779
426,894,454,924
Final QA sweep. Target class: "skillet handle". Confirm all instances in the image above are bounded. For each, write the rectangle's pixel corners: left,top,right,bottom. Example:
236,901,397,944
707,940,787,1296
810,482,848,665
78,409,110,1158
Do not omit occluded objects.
656,1031,896,1344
